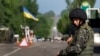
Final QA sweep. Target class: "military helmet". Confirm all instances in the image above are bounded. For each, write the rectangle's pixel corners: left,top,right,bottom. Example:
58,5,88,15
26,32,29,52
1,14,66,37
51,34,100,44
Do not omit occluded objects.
69,8,87,21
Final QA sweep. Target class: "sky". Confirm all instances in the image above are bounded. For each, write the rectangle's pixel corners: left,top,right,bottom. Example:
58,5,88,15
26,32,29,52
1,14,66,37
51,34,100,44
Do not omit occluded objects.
37,0,100,15
37,0,66,15
94,0,100,8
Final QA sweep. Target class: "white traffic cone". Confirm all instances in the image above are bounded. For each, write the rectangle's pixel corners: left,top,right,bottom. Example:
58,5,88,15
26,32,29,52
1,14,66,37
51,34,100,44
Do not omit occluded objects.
18,38,29,47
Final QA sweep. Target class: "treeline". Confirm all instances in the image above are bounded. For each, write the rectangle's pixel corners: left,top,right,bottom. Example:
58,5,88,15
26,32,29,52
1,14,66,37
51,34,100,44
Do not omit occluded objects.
0,0,55,43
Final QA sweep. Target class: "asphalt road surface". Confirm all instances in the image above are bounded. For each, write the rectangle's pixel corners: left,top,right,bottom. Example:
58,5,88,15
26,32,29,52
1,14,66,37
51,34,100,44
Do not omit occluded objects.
0,41,67,56
0,41,100,56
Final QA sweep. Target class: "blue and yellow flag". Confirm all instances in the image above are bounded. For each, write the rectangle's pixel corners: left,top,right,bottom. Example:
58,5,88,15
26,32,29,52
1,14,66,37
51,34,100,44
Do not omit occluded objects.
23,7,39,21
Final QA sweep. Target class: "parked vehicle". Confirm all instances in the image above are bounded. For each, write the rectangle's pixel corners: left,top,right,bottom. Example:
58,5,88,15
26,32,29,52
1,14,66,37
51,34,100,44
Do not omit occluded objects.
87,8,100,46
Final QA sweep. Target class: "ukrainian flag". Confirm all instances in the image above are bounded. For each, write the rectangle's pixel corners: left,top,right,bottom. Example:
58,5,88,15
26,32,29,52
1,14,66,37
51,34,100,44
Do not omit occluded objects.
23,7,39,21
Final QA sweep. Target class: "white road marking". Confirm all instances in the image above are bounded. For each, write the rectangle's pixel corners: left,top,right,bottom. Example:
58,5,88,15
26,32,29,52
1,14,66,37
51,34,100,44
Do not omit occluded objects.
3,48,21,56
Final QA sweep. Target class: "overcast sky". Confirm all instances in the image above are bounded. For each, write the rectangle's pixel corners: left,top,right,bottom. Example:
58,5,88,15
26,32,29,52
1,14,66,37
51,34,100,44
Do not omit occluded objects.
37,0,100,15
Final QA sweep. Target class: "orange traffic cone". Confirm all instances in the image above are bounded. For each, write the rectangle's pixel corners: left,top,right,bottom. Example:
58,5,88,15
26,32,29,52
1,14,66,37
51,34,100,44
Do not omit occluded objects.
29,38,33,45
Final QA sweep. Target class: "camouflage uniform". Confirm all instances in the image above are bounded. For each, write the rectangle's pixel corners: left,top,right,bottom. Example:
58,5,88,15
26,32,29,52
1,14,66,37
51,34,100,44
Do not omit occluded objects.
67,8,94,56
57,8,94,56
66,23,94,56
57,23,94,56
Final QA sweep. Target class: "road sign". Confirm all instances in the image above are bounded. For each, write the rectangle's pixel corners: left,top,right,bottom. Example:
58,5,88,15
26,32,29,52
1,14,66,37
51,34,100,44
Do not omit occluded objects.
81,1,90,11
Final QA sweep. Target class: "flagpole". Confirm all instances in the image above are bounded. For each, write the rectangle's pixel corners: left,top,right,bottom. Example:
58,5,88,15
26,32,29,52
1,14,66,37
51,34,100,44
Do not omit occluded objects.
23,9,28,42
23,6,30,42
22,6,39,42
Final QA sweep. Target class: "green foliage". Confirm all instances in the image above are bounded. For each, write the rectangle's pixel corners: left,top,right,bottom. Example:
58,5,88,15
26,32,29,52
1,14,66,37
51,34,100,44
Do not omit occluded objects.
0,0,39,42
23,0,54,39
57,10,70,34
44,10,55,17
43,10,55,28
0,0,57,42
0,0,54,42
32,12,54,38
23,0,38,16
0,0,23,31
33,16,50,37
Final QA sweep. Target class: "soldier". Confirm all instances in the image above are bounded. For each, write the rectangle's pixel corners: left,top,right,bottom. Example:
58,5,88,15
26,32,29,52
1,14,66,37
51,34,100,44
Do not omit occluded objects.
58,8,94,56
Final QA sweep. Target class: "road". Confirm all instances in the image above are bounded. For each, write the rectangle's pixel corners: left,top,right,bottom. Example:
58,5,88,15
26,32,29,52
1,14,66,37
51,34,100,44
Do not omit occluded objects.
0,41,67,56
0,41,100,56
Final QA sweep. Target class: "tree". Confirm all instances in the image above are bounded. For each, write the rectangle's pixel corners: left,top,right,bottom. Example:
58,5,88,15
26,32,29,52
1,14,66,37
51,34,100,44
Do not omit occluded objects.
57,10,70,34
0,0,24,34
0,0,24,43
23,0,38,16
19,0,54,39
44,10,55,17
22,0,54,38
0,0,55,42
33,11,54,38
